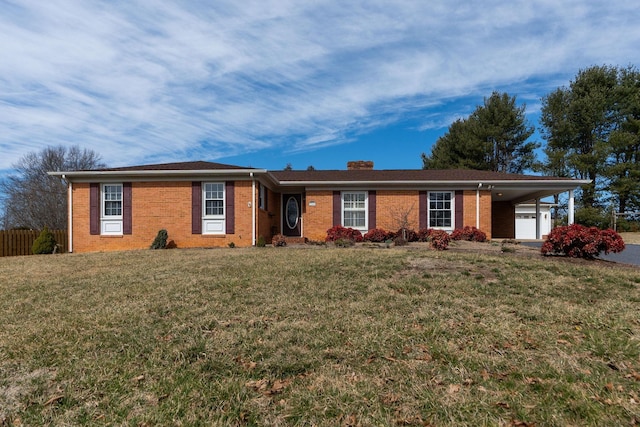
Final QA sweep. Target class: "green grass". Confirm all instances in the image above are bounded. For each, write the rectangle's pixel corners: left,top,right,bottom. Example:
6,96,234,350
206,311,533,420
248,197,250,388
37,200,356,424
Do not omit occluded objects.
1,247,639,426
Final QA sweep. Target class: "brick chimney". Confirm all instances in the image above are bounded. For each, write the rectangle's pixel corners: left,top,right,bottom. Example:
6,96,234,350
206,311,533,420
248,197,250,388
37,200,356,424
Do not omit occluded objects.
347,160,374,170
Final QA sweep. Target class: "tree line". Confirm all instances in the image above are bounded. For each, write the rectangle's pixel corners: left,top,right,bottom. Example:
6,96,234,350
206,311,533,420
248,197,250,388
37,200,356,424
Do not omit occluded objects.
422,64,640,228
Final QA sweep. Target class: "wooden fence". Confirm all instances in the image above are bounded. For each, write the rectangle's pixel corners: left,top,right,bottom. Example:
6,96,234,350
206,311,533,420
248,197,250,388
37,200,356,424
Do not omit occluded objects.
0,229,68,257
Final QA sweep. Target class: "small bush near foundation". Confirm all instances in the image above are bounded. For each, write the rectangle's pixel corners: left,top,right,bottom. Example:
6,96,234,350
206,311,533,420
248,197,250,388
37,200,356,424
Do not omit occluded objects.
416,228,432,242
363,228,391,242
541,224,625,259
150,229,168,249
32,227,57,254
427,229,450,250
228,242,236,248
451,226,487,242
256,236,266,247
326,225,363,243
395,228,418,242
272,234,287,247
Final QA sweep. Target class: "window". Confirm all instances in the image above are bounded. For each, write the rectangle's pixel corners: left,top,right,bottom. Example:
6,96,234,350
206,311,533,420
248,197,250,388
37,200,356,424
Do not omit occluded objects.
259,183,267,210
202,182,225,234
428,191,453,229
101,183,123,235
342,191,367,232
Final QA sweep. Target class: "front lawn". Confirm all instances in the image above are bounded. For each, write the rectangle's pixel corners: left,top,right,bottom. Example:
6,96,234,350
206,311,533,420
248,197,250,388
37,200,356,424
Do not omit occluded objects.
1,246,638,426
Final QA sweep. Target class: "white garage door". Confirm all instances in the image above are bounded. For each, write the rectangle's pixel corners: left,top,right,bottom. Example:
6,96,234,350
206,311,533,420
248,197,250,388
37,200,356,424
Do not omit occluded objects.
515,214,537,239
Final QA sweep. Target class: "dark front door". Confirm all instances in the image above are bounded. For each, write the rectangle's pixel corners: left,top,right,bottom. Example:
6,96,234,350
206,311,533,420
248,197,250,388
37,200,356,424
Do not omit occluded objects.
282,194,302,236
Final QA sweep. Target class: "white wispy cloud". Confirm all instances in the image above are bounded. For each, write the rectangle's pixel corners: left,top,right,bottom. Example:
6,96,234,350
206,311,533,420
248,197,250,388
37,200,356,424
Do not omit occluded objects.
0,0,639,169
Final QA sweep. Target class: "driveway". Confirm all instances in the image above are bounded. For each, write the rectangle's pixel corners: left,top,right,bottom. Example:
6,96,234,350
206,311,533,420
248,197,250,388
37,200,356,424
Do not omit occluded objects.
523,242,640,267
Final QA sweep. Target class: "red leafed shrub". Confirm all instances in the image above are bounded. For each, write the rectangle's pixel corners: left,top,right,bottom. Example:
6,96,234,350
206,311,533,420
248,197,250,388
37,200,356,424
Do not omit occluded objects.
450,226,487,242
428,229,450,250
363,228,392,242
541,224,625,259
395,228,418,242
326,225,363,243
416,228,433,242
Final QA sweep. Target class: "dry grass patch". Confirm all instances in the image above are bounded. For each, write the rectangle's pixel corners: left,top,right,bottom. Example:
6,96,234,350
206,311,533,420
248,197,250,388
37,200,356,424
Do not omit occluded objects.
1,247,639,426
619,232,640,245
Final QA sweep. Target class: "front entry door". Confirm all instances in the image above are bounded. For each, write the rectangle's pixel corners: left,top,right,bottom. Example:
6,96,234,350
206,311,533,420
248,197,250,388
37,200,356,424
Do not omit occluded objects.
282,194,302,236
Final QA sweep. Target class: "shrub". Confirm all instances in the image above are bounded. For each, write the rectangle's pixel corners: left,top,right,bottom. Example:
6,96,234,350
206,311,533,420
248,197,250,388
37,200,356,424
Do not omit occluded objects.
451,226,487,242
150,229,168,249
541,224,625,259
363,228,391,242
416,228,432,242
325,225,363,243
427,229,450,250
272,234,287,247
32,227,57,254
395,228,418,242
228,242,236,248
256,235,266,247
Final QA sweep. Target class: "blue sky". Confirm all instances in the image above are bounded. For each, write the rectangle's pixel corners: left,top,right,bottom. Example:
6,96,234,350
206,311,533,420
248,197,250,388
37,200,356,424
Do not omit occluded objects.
1,1,639,174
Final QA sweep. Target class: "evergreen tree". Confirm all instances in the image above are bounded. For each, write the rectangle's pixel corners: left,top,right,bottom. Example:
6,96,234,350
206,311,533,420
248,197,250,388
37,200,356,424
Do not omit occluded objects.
422,92,537,173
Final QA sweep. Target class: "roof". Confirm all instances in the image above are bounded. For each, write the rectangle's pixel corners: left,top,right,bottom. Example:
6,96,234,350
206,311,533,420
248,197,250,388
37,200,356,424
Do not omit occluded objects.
270,169,574,182
49,160,589,204
87,161,256,172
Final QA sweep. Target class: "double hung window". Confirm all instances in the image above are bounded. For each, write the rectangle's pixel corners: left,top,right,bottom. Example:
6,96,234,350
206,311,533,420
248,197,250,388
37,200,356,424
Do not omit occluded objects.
428,191,453,229
342,192,367,233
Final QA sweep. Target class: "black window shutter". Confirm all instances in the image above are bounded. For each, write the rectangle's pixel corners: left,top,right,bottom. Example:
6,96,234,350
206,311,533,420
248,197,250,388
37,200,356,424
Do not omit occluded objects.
419,190,427,229
368,191,376,230
225,181,235,234
455,191,464,229
123,182,132,235
332,191,341,226
192,182,202,234
90,183,100,235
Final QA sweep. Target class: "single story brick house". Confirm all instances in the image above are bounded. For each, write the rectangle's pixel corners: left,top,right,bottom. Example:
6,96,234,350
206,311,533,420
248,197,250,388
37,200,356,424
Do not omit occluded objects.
49,160,589,253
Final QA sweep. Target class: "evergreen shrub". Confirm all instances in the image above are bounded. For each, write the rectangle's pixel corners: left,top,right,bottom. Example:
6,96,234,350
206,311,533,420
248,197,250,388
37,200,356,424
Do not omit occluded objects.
150,229,168,249
32,227,57,254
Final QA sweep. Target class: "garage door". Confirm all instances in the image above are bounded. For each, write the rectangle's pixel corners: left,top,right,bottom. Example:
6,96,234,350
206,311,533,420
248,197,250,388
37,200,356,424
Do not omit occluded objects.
515,214,536,239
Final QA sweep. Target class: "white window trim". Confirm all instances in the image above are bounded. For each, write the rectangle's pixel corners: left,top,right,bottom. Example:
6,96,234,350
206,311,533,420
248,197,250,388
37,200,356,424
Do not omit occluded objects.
202,182,225,235
101,183,123,235
341,191,368,234
427,191,455,231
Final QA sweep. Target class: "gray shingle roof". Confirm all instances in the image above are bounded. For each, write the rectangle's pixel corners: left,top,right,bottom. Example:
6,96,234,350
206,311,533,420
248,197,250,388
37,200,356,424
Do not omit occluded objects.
270,169,573,182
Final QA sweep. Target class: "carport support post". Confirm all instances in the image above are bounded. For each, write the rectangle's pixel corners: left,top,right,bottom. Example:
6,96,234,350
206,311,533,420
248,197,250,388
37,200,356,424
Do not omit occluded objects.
535,198,541,240
568,190,575,225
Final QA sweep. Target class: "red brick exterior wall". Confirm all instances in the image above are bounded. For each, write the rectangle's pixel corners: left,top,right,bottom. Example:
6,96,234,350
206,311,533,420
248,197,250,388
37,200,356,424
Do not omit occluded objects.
71,182,496,252
71,181,254,253
301,189,493,241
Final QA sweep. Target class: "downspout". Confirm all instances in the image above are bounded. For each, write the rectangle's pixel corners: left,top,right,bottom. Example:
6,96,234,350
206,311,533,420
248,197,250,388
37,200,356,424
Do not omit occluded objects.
64,175,73,253
476,183,482,228
251,173,256,246
568,190,575,225
535,198,541,240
